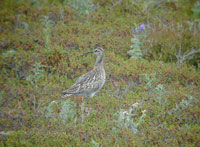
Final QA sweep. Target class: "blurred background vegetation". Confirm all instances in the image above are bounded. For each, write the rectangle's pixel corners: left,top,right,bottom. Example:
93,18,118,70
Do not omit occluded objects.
0,0,200,146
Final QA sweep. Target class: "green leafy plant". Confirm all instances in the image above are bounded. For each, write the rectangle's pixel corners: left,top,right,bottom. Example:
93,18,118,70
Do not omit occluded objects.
139,73,157,88
192,1,200,21
0,91,4,105
91,139,100,147
115,102,146,133
45,100,59,121
169,95,198,115
45,99,77,124
26,62,45,88
40,16,54,51
175,47,200,68
68,0,95,16
80,103,93,122
127,24,146,59
2,50,16,58
154,84,168,106
59,99,77,124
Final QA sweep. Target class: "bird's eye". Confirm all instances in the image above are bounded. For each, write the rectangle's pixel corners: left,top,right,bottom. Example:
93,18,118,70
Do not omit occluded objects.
95,49,98,52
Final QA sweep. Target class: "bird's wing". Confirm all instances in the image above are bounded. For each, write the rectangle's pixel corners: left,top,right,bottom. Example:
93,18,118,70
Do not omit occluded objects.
63,69,101,94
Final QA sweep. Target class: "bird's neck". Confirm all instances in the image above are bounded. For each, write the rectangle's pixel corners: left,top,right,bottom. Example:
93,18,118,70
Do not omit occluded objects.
95,55,104,67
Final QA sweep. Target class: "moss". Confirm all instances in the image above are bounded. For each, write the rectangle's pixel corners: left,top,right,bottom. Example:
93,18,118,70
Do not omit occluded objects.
0,0,200,146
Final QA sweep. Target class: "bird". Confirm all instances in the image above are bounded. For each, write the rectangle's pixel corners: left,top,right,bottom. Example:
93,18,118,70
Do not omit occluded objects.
62,47,106,102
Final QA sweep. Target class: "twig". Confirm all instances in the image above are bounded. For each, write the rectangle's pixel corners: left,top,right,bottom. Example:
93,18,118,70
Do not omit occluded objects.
110,0,122,10
175,46,200,67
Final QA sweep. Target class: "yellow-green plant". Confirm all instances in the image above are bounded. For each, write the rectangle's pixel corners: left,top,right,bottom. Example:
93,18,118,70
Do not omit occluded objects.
26,62,45,89
40,16,54,51
115,102,146,133
127,24,146,59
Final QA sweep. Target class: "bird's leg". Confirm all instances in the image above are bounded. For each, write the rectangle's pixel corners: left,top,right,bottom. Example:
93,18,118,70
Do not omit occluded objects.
81,102,85,123
86,95,89,104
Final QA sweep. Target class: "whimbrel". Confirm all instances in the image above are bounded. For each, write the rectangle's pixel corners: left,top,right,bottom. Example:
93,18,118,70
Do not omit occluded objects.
62,48,105,102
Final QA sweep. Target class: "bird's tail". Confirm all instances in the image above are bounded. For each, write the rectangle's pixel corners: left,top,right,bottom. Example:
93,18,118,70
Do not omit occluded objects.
61,93,72,99
61,90,72,99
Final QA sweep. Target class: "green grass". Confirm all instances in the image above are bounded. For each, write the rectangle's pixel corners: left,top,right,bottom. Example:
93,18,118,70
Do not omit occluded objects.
0,0,200,146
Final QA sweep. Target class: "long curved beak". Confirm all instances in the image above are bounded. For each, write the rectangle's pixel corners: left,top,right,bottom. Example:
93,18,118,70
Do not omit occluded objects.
80,50,94,56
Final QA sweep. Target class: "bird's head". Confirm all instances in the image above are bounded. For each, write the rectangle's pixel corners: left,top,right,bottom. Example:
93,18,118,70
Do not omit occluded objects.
93,47,104,56
82,47,104,57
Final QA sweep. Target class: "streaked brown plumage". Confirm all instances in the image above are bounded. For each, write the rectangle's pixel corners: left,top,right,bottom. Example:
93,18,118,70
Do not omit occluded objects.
62,48,105,101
